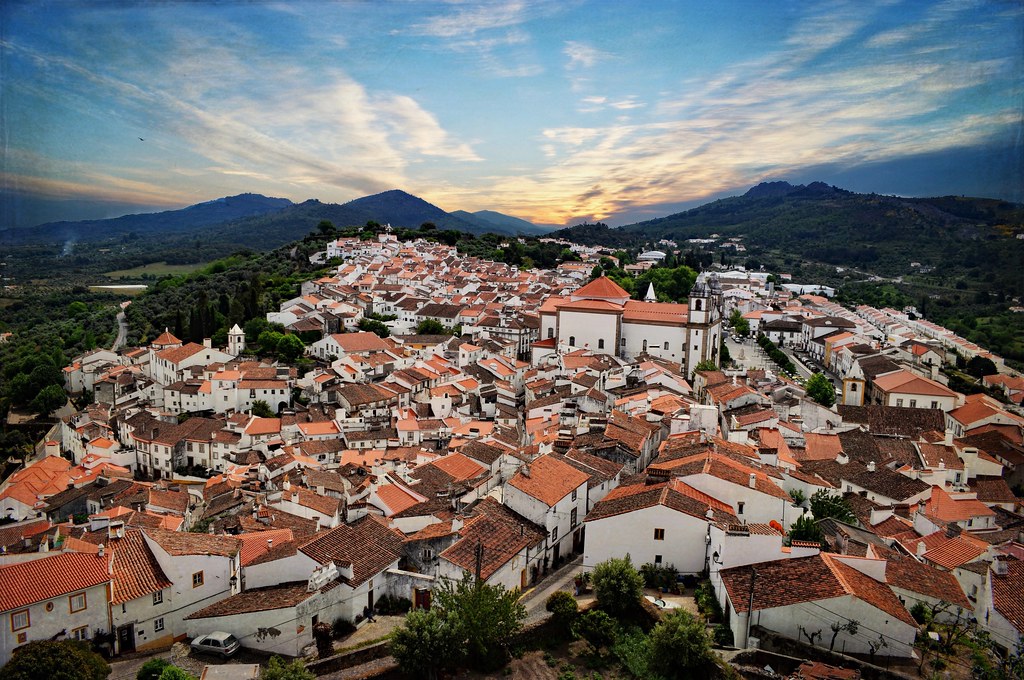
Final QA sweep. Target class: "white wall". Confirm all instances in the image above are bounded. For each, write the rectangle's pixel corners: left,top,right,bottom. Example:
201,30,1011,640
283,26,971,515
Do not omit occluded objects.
558,310,618,354
584,506,709,574
621,322,686,362
0,582,110,666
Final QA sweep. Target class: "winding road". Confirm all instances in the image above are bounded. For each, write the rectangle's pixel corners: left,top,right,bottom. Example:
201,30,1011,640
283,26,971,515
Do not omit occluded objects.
111,310,128,351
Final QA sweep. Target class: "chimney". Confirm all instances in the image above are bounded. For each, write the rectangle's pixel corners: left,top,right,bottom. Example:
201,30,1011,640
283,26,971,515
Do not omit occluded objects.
867,461,876,473
97,544,105,558
944,429,954,447
748,473,757,488
266,538,273,550
203,338,212,349
946,523,962,538
521,464,531,479
452,517,464,533
993,559,1009,577
916,541,927,557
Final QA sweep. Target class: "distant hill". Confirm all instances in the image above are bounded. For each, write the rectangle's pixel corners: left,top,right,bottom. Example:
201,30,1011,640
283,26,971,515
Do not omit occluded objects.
451,209,546,235
0,193,293,245
553,182,1024,282
342,189,487,234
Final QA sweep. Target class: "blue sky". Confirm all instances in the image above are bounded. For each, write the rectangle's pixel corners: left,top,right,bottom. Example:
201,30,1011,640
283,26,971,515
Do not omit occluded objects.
1,0,1021,229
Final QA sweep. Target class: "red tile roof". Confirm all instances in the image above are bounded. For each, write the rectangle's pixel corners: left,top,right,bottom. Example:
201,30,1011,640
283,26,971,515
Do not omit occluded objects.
299,515,404,587
572,276,630,300
508,454,589,506
0,552,110,611
110,529,173,605
586,478,735,523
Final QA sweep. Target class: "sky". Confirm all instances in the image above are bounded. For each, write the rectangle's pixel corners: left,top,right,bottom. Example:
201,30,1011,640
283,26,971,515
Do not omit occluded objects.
1,0,1021,230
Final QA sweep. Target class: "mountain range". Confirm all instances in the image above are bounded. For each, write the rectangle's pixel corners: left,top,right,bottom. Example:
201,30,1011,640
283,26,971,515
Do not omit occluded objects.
0,190,546,246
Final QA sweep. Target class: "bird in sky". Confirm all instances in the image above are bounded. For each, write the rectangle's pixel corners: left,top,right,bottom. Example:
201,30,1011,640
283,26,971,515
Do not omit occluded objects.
138,137,144,141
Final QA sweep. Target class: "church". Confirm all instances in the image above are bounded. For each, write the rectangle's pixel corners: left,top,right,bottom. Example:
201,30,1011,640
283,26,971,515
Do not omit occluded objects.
534,274,724,374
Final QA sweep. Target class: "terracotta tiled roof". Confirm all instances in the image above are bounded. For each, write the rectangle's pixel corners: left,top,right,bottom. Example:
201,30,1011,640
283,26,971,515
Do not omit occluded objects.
622,300,688,323
375,483,426,515
508,455,589,507
0,552,110,611
572,276,630,300
924,486,995,523
111,529,172,604
237,529,296,566
440,498,546,580
186,581,324,619
873,545,971,609
586,478,736,524
720,553,916,627
144,527,240,557
991,558,1024,634
299,515,404,586
429,453,486,482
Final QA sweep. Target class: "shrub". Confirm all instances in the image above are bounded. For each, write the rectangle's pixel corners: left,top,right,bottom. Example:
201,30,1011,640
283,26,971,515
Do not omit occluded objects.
694,580,723,622
546,590,579,624
138,658,172,680
573,610,619,654
157,669,196,680
713,624,735,647
262,656,315,680
910,602,933,626
0,640,110,680
648,609,717,679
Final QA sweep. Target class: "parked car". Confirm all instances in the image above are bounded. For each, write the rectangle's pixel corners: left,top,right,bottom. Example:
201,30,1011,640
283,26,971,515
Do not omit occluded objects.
191,632,241,658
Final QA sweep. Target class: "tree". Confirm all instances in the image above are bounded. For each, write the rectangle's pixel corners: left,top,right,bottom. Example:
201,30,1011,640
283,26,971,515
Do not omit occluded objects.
251,400,275,418
805,372,836,407
316,220,336,236
966,355,997,379
434,572,526,671
788,514,824,545
276,333,305,361
809,490,856,524
29,383,67,415
261,655,314,680
390,608,463,680
0,639,110,680
648,609,717,679
415,319,448,335
358,318,390,338
67,301,88,318
729,309,749,336
592,555,644,617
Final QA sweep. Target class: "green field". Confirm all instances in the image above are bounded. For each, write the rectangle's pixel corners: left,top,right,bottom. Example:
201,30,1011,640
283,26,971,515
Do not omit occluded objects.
103,261,206,279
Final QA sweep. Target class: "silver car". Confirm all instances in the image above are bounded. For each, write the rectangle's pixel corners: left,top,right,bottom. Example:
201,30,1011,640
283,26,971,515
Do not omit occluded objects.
190,631,241,658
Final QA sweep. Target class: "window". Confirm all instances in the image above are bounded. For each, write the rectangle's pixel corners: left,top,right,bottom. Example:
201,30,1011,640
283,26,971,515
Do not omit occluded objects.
850,383,858,392
664,342,669,350
737,502,745,515
571,489,577,501
69,592,87,613
569,336,576,346
598,338,605,349
192,571,204,588
154,617,165,632
654,528,665,541
621,337,626,347
153,590,163,605
10,610,29,631
642,339,647,351
895,398,904,407
654,554,663,564
931,401,939,409
72,626,89,641
909,399,917,408
547,328,554,339
570,508,578,527
551,527,558,542
421,548,435,561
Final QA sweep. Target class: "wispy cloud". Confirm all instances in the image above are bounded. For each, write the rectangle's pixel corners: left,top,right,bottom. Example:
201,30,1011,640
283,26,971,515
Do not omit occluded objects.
563,40,609,69
412,1,530,38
